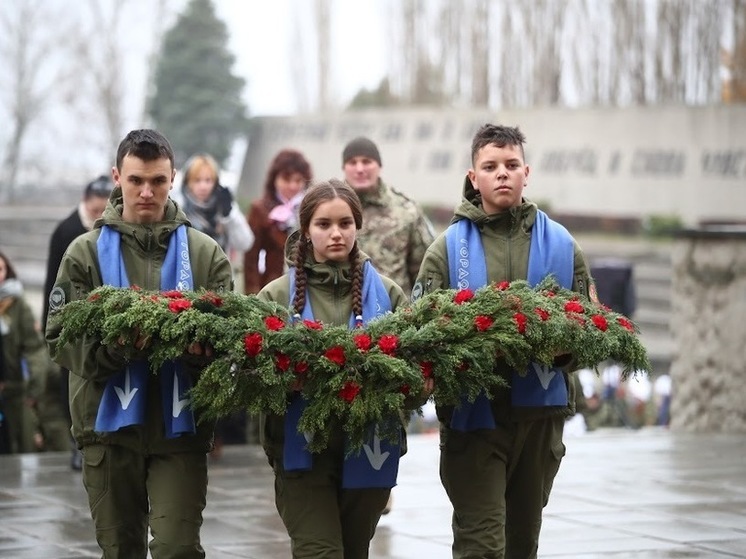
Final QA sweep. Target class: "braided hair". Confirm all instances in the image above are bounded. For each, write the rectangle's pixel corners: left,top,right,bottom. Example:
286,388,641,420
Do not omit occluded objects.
290,179,365,318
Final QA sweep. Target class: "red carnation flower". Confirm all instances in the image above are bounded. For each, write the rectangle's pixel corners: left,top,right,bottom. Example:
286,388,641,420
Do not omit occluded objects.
564,300,585,313
591,314,608,331
131,285,142,291
168,299,192,313
378,334,399,355
534,307,550,321
264,316,285,331
496,281,510,291
200,292,223,307
474,315,494,331
513,312,527,334
353,333,372,352
453,289,475,304
420,361,434,378
162,290,183,299
543,290,556,298
87,293,101,302
400,384,411,396
275,352,291,372
324,346,346,366
617,317,635,332
457,361,470,372
244,332,263,357
294,361,309,374
150,295,161,302
303,319,323,330
339,381,361,402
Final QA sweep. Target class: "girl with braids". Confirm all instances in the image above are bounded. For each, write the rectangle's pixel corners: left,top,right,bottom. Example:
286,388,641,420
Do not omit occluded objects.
256,179,424,559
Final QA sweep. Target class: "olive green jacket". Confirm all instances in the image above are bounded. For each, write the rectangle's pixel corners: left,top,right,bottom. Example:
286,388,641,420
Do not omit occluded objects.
45,188,233,452
413,176,592,423
0,289,48,400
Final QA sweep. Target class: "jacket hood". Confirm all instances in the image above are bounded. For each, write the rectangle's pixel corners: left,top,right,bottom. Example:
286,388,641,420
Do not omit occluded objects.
93,186,192,251
453,174,539,229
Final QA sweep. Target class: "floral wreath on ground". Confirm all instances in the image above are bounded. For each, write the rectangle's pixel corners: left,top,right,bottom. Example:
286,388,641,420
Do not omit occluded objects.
51,278,649,451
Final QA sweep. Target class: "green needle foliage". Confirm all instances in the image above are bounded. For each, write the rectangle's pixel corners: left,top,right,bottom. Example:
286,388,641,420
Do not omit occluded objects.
51,279,650,452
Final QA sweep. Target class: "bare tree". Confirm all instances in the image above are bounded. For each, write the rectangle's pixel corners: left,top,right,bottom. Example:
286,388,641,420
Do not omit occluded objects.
471,0,490,106
729,0,746,101
315,0,331,110
0,0,70,202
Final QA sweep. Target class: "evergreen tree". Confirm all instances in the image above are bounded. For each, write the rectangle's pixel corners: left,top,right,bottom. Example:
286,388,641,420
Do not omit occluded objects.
148,0,247,167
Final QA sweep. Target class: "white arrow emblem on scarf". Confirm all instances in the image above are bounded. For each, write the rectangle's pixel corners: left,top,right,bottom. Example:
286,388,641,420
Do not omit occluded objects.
114,368,139,409
363,432,390,471
172,371,189,417
532,362,556,390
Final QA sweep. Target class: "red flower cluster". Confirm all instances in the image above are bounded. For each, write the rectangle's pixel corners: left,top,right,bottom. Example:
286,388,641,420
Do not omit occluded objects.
339,381,361,402
454,289,475,304
162,290,183,299
513,312,527,334
303,319,323,330
294,361,309,374
200,292,223,307
377,334,399,355
617,317,635,332
353,333,372,352
496,281,510,291
591,314,608,331
420,361,434,378
168,299,192,313
324,346,346,366
474,315,494,331
264,316,285,331
275,352,291,371
564,300,585,313
534,307,550,321
244,332,263,357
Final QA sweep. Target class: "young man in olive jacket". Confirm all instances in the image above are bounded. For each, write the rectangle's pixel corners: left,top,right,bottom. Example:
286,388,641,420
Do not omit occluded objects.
46,129,233,559
412,124,594,559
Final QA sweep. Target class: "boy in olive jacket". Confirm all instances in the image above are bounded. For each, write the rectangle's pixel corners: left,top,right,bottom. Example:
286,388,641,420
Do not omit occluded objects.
46,129,233,559
413,124,593,559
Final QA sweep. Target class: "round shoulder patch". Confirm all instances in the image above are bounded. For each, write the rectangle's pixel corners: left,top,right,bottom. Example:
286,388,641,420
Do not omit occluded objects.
411,281,424,302
49,286,66,311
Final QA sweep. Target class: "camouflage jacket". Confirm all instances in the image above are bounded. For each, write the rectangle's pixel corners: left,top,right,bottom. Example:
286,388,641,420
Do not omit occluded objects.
355,179,434,296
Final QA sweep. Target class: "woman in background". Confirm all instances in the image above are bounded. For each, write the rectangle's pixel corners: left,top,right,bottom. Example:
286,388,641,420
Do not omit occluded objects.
180,153,254,257
243,149,312,295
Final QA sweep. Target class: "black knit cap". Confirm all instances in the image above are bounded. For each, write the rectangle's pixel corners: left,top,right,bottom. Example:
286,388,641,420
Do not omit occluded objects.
342,137,382,166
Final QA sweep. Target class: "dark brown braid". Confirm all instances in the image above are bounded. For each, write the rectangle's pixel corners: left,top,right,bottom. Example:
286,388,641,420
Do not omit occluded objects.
349,243,365,320
291,237,309,317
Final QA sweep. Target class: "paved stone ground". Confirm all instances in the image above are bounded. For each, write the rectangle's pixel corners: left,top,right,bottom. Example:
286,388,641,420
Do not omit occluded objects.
1,428,745,558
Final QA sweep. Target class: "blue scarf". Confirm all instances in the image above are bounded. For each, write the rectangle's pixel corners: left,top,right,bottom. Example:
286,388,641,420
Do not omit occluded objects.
94,224,197,438
445,209,574,431
284,260,401,489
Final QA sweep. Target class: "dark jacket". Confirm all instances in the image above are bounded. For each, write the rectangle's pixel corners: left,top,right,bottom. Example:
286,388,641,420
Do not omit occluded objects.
43,207,87,330
45,188,234,452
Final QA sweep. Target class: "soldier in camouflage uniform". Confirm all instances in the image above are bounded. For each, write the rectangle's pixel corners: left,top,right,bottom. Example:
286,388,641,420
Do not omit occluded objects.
341,137,434,297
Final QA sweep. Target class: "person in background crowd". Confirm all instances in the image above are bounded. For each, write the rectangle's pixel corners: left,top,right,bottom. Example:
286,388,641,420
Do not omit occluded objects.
413,124,594,558
46,129,233,558
43,175,113,468
243,149,313,295
341,136,435,516
341,136,434,297
0,250,49,454
179,153,254,258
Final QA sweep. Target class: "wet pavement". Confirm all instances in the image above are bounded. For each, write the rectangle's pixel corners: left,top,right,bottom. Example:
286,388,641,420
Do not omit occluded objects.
1,427,745,558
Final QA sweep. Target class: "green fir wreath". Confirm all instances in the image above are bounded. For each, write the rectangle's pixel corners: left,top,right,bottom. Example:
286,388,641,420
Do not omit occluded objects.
50,279,649,451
